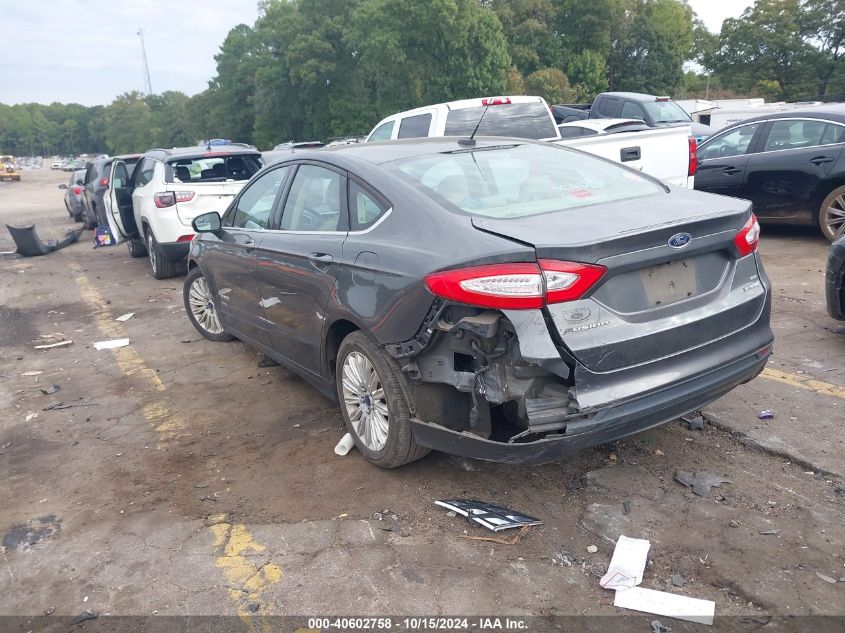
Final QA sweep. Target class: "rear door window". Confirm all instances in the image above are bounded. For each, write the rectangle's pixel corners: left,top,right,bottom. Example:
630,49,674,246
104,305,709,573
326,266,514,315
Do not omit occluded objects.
762,120,827,151
444,102,557,139
349,180,390,230
822,123,845,145
595,97,621,118
280,165,346,232
621,101,646,120
558,126,597,138
397,113,432,139
135,158,156,187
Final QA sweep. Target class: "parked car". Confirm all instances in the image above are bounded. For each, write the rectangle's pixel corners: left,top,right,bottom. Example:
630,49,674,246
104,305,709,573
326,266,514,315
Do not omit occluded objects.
551,92,715,142
181,137,773,468
827,235,845,320
366,95,561,142
695,105,845,241
58,169,86,222
50,161,62,170
555,118,697,189
273,141,326,150
79,154,142,229
104,146,263,278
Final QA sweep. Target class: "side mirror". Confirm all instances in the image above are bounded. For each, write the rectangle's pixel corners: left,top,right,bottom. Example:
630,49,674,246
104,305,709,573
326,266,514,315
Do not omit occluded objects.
58,184,68,190
193,212,222,233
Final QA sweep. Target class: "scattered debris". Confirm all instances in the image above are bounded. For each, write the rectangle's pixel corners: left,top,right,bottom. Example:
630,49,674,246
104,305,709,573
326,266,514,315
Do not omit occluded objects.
654,449,665,457
247,602,260,613
70,610,98,626
759,529,780,535
42,402,100,411
115,313,135,322
5,223,83,257
671,574,686,587
674,470,732,497
680,413,705,431
599,535,650,590
816,572,837,584
460,525,530,545
758,410,776,420
623,499,631,515
257,354,279,367
34,339,73,350
25,412,38,422
435,499,542,532
193,483,209,489
729,519,742,528
613,587,715,625
651,620,672,633
21,371,42,377
94,338,130,350
587,544,599,554
334,432,355,456
39,384,61,395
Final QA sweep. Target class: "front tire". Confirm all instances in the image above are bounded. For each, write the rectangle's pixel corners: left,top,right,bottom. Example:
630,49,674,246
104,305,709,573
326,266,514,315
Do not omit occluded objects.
127,238,147,258
819,185,845,242
146,228,177,280
336,331,429,468
183,267,234,342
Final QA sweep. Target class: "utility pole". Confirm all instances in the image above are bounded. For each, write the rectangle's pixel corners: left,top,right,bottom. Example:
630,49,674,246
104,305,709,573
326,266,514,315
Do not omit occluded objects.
138,28,153,96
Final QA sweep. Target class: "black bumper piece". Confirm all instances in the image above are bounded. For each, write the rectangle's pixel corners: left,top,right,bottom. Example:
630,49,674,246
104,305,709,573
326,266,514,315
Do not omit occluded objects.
410,344,772,465
158,241,191,261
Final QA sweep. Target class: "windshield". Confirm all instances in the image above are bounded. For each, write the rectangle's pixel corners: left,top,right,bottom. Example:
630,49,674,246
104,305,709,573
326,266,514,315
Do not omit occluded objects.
642,100,691,124
444,103,558,140
393,143,663,219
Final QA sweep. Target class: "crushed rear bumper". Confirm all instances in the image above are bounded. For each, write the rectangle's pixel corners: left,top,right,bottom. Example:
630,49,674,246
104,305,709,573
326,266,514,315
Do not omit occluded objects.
410,338,771,465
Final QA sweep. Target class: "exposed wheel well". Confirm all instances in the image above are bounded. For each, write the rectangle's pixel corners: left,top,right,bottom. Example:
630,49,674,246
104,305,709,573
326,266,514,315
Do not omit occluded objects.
188,259,198,270
324,319,359,378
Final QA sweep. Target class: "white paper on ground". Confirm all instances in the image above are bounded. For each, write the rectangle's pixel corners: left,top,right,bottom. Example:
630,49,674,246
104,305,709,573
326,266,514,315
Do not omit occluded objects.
613,587,715,625
600,535,651,590
94,338,130,350
115,313,135,322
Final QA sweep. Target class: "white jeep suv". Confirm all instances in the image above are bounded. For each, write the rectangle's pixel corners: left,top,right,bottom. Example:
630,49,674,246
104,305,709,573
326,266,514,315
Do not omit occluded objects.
104,147,262,278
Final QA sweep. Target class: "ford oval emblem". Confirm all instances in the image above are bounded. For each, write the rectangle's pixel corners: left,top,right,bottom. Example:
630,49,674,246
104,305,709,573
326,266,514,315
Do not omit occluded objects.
668,232,692,249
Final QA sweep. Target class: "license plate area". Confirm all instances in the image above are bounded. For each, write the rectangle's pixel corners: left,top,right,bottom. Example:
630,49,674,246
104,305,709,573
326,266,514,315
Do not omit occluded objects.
641,259,697,306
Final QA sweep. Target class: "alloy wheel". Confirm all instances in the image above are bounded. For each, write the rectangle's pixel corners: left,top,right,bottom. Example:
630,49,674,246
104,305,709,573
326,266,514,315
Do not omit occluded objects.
341,351,389,451
147,232,157,275
823,193,845,240
188,275,224,334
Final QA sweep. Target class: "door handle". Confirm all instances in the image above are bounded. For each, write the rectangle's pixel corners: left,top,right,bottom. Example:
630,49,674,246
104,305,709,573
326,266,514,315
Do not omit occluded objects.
810,156,834,166
243,237,255,247
308,252,333,264
722,166,742,175
620,146,641,162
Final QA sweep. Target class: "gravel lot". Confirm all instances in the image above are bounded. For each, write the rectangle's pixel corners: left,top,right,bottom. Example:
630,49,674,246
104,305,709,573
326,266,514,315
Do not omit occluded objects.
1,169,844,629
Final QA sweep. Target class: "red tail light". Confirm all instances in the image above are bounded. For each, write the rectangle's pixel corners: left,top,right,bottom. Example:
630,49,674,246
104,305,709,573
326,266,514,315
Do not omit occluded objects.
176,234,195,242
481,97,512,106
154,191,195,208
424,260,607,310
72,186,81,195
688,136,698,177
99,177,109,187
734,213,761,257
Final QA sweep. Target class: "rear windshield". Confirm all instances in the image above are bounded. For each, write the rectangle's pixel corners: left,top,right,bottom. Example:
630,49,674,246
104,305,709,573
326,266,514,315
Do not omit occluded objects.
444,102,557,140
167,154,262,183
393,143,663,219
643,100,691,124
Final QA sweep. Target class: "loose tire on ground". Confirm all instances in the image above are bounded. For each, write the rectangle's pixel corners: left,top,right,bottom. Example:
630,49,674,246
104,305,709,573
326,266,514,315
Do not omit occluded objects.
336,331,429,468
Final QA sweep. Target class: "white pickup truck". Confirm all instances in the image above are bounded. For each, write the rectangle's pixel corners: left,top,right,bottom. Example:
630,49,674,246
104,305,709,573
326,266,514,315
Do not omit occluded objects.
365,96,696,188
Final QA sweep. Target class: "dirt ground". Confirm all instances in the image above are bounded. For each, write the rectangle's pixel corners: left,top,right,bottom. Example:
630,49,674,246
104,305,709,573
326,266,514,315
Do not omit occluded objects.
1,168,844,629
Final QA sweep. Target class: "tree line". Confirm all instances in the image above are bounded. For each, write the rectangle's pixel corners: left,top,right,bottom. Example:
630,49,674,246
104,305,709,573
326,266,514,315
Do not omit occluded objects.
1,0,842,156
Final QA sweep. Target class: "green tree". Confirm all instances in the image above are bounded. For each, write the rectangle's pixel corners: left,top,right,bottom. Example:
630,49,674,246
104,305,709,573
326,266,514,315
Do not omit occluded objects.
524,67,576,103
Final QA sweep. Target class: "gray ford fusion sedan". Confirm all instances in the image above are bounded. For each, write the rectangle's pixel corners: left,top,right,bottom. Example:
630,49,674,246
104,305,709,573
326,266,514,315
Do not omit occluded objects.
183,137,774,468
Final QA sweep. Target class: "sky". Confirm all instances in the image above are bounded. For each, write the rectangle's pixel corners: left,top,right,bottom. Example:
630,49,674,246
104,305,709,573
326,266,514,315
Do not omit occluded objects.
0,0,751,107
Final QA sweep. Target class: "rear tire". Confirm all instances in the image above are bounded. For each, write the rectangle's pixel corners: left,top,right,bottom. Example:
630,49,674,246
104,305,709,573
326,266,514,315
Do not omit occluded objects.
64,200,73,217
183,267,234,342
146,228,177,280
819,185,845,242
336,331,429,468
127,239,147,258
82,204,97,230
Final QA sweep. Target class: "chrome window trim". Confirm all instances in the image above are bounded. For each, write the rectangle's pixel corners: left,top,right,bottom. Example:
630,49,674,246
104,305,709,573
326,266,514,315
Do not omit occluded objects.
219,206,394,237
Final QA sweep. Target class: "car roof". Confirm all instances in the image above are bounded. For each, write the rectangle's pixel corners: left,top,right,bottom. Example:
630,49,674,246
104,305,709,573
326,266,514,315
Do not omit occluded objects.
600,92,672,102
718,104,845,129
141,146,261,161
317,136,535,165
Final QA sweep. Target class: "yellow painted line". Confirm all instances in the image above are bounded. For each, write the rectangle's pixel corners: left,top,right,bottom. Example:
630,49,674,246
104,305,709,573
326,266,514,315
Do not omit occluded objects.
68,261,282,624
761,367,845,400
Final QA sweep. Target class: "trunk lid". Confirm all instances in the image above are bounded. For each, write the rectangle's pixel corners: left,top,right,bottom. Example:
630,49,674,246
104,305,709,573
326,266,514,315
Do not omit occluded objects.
475,189,766,377
170,181,246,227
